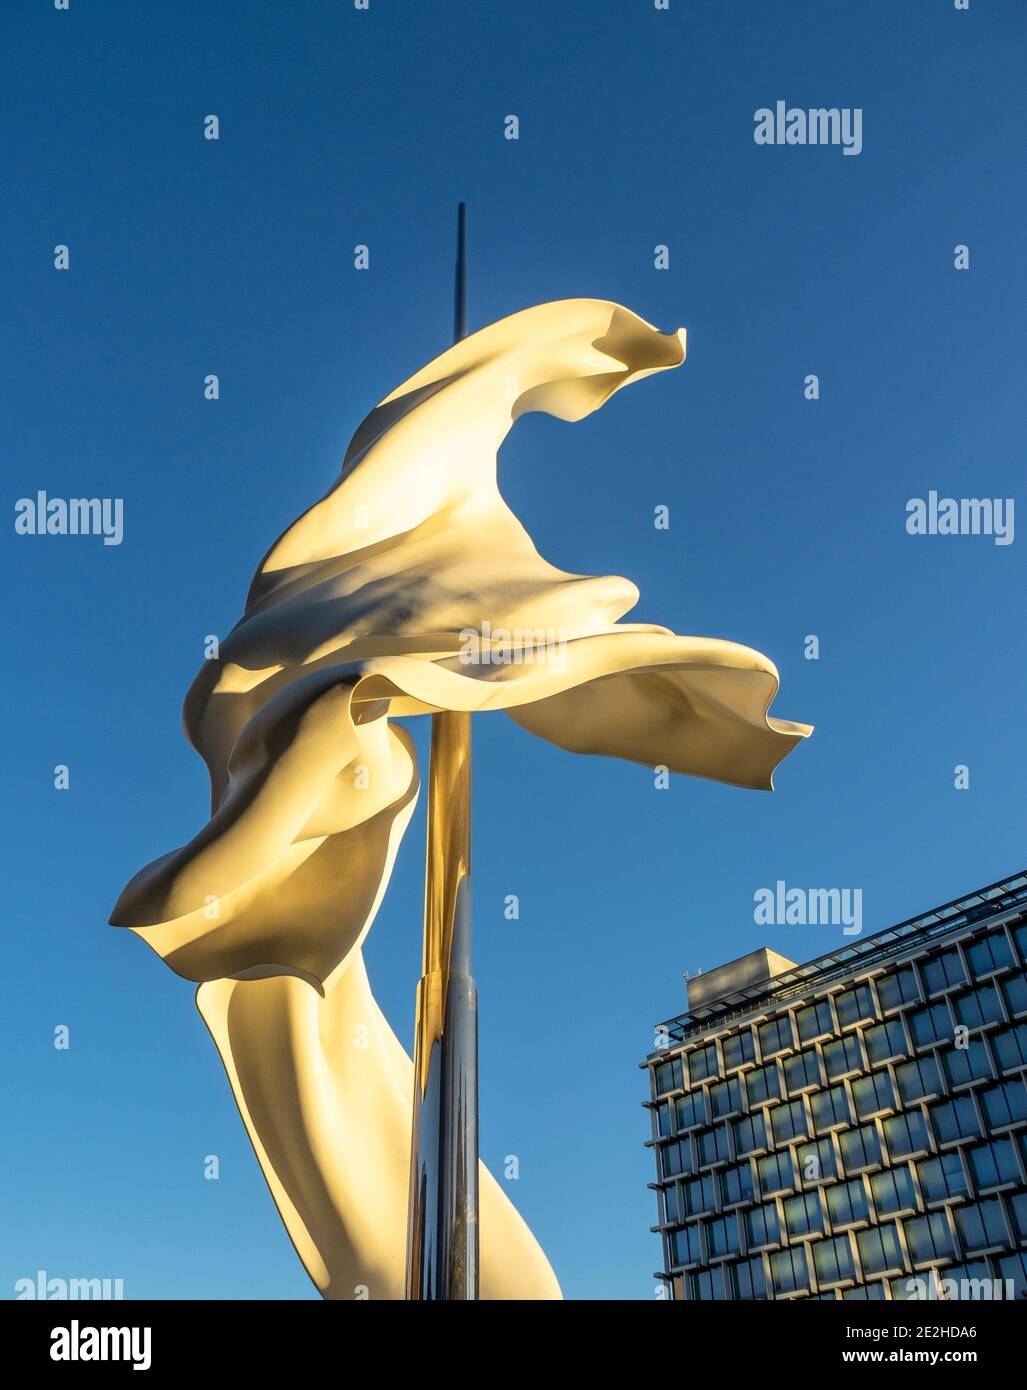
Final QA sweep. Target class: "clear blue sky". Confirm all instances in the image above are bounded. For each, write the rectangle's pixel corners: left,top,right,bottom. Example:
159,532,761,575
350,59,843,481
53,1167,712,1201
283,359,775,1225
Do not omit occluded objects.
2,0,1023,1301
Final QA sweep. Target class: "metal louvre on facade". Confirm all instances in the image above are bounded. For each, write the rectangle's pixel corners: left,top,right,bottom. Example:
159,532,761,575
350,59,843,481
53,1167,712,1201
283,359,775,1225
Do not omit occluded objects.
643,872,1027,1300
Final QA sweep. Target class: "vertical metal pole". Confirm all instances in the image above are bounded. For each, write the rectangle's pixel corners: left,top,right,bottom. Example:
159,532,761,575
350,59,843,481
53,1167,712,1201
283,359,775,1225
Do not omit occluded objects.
405,203,479,1301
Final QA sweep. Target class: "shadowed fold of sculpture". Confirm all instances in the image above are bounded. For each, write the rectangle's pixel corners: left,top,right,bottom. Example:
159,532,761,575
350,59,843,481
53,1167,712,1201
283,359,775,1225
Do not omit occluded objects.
110,299,811,1300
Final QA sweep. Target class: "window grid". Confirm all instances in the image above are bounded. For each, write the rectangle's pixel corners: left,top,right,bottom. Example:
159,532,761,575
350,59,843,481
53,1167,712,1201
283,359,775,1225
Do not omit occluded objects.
647,906,1027,1299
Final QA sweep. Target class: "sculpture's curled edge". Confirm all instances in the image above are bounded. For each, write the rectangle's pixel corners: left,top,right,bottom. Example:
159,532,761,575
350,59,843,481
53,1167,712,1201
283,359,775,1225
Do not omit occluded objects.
110,299,812,1300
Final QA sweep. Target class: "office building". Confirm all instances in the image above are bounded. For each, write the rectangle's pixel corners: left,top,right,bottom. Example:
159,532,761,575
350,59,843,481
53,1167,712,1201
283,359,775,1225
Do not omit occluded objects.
644,871,1027,1299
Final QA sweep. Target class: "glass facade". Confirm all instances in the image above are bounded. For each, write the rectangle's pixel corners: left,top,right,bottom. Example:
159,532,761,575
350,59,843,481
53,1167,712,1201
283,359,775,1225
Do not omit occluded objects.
645,872,1027,1300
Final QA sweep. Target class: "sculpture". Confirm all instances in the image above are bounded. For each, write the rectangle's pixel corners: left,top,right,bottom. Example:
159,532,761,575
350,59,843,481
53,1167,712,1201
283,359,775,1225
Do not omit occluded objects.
110,294,811,1299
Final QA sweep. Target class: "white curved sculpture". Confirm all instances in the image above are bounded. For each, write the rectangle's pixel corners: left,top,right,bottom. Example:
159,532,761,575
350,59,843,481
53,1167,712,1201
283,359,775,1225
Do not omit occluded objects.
111,299,811,1299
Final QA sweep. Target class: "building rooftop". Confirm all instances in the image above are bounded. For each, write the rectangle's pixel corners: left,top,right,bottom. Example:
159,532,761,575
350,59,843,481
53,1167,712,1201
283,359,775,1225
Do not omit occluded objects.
685,946,798,1011
652,869,1027,1049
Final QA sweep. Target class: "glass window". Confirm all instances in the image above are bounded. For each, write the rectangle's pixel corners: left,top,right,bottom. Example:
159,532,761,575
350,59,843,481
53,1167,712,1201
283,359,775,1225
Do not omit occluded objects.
660,1138,693,1179
654,1056,684,1095
835,983,876,1028
784,1190,824,1238
884,1110,930,1159
675,1090,705,1130
681,1173,717,1217
968,1138,1019,1190
745,1062,781,1106
867,1029,905,1082
871,1165,917,1217
857,1223,903,1276
909,1001,952,1048
745,1202,780,1249
966,929,1014,979
688,1041,719,1083
955,1198,1007,1252
770,1245,810,1295
954,984,1003,1030
797,1137,837,1184
842,1281,886,1300
705,1212,741,1258
891,1272,936,1301
784,1048,822,1094
840,1122,882,1174
824,1033,864,1079
826,1177,870,1227
719,1160,754,1207
997,1250,1027,1299
757,1149,794,1197
669,1223,702,1266
993,1023,1027,1071
709,1076,742,1118
1009,1192,1027,1240
795,999,834,1044
686,1267,721,1300
877,967,919,1011
662,1184,680,1224
942,1038,992,1088
905,1210,955,1264
922,948,966,995
936,1259,992,1300
812,1083,851,1133
853,1069,896,1119
722,1030,755,1070
698,1125,730,1166
733,1111,767,1156
812,1234,856,1284
729,1255,767,1300
917,1152,968,1202
864,1018,908,1065
771,1098,810,1144
758,1016,792,1058
1004,972,1027,1017
979,1079,1027,1128
929,1095,981,1144
896,1055,942,1103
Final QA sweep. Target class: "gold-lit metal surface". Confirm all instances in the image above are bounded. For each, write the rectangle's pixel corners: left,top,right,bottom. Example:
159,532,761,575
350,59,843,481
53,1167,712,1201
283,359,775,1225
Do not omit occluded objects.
406,708,478,1299
417,711,472,1090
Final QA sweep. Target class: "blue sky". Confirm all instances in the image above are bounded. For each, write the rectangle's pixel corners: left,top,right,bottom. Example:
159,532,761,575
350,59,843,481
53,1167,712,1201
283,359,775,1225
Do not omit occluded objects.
2,0,1023,1300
